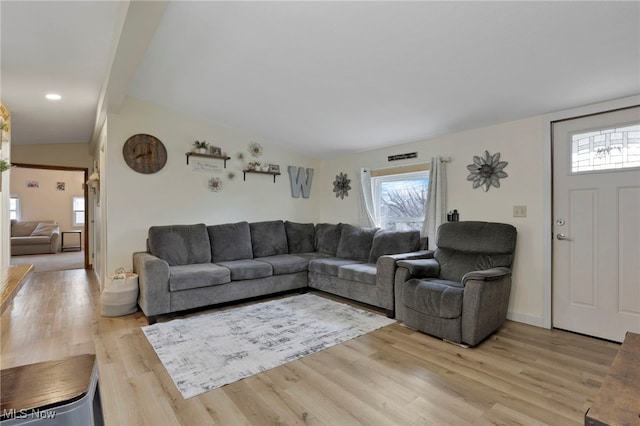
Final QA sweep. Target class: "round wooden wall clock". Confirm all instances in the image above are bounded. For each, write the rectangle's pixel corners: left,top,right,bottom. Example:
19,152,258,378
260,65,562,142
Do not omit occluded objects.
122,134,167,174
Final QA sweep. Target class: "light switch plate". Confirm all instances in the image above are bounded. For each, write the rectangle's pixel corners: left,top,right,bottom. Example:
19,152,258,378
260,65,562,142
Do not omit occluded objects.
513,205,527,217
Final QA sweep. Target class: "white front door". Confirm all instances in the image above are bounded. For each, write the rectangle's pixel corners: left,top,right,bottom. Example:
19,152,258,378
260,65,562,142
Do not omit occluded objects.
552,106,640,342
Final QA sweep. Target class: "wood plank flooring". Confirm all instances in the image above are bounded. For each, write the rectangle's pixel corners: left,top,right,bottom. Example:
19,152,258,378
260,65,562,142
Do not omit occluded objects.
0,269,621,425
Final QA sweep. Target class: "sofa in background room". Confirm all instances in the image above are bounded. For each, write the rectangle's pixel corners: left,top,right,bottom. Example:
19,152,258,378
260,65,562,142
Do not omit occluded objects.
10,220,61,255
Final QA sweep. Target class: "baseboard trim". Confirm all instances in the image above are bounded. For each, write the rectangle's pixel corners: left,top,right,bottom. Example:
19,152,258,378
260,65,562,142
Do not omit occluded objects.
507,311,546,328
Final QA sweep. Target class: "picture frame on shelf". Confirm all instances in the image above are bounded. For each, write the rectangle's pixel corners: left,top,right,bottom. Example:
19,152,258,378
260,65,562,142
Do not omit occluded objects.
269,164,280,173
210,146,222,156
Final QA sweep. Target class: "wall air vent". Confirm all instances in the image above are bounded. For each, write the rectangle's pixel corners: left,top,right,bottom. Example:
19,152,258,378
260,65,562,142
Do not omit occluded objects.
388,152,417,162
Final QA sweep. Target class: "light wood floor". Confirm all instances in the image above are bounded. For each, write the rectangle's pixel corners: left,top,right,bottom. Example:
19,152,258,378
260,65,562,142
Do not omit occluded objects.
0,270,620,426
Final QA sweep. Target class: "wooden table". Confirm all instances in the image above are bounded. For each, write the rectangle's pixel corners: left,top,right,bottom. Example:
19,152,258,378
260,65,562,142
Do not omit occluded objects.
0,264,33,314
585,331,640,425
0,354,103,425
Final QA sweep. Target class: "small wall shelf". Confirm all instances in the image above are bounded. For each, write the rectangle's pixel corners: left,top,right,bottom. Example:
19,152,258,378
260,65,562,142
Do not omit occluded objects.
185,152,231,167
243,169,281,183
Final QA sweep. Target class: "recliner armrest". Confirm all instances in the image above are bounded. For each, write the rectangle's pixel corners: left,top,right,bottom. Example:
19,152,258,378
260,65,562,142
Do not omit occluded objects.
462,267,511,284
396,257,440,278
375,250,434,313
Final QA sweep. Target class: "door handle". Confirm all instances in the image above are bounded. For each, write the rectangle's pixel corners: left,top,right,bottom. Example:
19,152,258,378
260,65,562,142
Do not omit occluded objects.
556,233,569,240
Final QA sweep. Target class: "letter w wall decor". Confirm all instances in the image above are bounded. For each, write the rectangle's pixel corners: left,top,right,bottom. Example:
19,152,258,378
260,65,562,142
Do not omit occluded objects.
288,166,314,198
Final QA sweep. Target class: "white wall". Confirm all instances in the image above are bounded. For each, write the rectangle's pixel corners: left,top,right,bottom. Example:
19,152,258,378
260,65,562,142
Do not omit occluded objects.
105,97,321,273
316,116,546,325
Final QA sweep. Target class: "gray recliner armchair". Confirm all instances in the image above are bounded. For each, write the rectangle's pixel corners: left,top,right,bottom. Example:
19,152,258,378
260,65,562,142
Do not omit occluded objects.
394,221,517,347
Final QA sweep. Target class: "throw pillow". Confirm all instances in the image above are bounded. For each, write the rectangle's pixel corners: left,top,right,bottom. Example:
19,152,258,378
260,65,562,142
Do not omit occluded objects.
336,224,378,262
284,221,315,253
368,229,420,263
31,223,58,237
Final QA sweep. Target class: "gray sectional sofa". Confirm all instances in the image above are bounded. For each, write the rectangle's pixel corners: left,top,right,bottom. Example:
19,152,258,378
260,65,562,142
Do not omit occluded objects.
133,220,429,323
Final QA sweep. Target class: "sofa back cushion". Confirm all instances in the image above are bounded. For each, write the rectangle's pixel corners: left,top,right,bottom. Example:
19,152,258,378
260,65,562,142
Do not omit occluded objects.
148,224,211,266
284,221,315,253
250,220,288,258
368,229,420,263
314,223,343,255
208,221,253,262
11,221,38,237
336,224,379,262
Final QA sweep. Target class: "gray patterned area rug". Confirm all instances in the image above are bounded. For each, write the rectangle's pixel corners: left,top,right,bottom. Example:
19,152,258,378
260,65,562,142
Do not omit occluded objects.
142,293,395,399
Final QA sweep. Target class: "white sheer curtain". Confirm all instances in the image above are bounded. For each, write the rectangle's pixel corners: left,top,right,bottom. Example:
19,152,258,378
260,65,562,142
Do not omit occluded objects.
359,168,378,227
422,157,447,249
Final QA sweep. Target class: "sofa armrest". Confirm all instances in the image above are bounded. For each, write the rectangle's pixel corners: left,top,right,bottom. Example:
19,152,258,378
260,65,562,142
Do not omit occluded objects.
396,257,439,278
376,250,434,314
133,251,170,318
461,267,512,346
49,229,61,253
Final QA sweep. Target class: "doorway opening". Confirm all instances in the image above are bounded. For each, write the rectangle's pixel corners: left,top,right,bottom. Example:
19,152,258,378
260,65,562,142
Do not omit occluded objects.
9,163,90,272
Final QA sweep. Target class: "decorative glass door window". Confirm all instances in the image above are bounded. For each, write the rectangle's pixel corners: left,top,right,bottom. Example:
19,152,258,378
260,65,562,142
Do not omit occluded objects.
571,123,640,173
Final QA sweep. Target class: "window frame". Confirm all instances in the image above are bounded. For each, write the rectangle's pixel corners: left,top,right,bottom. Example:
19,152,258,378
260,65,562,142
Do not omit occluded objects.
371,169,429,231
72,195,85,227
9,196,20,221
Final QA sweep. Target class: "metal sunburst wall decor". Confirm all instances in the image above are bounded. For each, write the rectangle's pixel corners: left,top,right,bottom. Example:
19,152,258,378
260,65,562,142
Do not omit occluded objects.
333,172,351,199
466,150,508,192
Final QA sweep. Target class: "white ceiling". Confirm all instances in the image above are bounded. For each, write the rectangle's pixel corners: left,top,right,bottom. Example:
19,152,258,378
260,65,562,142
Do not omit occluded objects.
2,1,639,159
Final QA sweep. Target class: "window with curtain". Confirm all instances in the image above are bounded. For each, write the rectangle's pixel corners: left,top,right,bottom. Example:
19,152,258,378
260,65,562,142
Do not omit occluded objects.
371,168,429,231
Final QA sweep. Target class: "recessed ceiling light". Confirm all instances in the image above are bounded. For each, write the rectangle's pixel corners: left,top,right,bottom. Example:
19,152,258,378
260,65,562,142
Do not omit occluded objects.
45,93,62,100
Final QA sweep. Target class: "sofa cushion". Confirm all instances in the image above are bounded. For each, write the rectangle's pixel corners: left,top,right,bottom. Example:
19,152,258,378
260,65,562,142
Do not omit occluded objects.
215,259,273,281
314,223,343,255
368,229,420,263
292,252,333,261
284,221,315,253
11,236,52,245
337,263,377,285
148,224,211,266
336,224,378,262
254,254,309,275
11,221,39,237
403,278,464,319
31,223,58,237
169,263,231,292
308,258,364,276
250,220,288,258
208,222,253,262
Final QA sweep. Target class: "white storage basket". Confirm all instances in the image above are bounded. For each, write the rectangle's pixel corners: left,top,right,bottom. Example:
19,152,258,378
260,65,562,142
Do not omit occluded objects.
101,268,139,317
